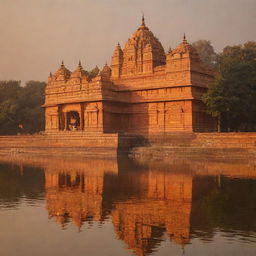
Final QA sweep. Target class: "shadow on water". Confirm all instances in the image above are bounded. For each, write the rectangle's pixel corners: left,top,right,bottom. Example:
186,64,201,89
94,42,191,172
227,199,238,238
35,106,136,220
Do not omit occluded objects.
0,155,256,255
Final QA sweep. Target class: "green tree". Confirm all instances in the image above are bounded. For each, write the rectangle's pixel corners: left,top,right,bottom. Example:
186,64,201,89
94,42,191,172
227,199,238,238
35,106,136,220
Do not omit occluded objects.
17,81,46,134
0,80,46,135
0,81,21,134
203,41,256,131
192,40,217,68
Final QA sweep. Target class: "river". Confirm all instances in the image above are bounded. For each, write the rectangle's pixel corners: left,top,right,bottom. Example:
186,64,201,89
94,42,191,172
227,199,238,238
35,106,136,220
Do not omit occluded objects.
0,156,255,256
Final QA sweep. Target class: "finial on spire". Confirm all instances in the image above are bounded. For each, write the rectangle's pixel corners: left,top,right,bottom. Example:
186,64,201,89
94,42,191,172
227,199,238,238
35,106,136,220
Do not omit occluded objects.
78,60,82,67
61,60,64,67
49,72,52,77
142,13,145,26
183,33,186,41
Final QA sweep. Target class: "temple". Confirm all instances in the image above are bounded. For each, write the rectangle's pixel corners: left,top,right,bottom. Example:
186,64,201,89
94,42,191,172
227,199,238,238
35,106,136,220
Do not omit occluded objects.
44,17,217,134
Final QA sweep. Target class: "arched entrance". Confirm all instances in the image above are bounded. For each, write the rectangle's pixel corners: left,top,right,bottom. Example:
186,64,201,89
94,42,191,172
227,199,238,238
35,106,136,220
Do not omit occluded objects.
67,111,80,131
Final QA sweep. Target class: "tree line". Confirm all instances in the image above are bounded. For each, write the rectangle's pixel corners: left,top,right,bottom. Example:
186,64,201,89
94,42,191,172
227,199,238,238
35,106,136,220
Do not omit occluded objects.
0,41,255,135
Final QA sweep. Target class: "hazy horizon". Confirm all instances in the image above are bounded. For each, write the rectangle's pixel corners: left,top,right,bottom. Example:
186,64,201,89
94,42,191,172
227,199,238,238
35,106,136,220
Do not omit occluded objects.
0,0,255,84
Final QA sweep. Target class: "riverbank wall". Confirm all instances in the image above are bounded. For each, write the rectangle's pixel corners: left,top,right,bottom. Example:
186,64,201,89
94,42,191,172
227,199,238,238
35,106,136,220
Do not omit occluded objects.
0,132,255,160
0,132,138,159
129,132,256,162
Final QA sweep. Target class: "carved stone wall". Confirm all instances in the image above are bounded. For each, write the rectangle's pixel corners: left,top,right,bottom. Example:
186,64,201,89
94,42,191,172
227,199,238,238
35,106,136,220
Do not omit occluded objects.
45,106,59,131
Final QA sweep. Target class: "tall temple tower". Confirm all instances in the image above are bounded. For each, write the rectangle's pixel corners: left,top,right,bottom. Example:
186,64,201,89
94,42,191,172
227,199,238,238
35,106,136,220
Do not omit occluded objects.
111,16,166,77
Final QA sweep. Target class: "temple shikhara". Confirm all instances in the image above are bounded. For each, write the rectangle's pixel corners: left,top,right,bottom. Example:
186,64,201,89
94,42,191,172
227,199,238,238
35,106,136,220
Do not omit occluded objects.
44,17,217,134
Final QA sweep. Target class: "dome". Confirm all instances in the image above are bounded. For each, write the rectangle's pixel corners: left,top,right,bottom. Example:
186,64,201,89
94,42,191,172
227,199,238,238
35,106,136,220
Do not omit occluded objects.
70,61,88,79
125,17,158,46
53,61,71,81
100,63,112,80
122,16,166,73
170,36,199,57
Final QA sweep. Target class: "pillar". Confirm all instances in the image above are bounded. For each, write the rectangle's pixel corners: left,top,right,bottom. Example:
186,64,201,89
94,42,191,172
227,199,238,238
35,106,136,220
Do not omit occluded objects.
64,112,68,130
80,104,84,130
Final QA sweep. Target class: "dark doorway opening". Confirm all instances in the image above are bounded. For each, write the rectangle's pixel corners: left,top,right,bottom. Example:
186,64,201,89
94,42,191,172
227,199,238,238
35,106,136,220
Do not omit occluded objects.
67,111,80,131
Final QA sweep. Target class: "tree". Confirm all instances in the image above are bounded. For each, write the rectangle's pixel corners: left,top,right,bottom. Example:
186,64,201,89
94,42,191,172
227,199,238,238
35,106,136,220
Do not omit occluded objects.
203,41,256,131
17,81,46,134
192,40,217,69
0,80,46,135
0,81,21,134
87,66,100,80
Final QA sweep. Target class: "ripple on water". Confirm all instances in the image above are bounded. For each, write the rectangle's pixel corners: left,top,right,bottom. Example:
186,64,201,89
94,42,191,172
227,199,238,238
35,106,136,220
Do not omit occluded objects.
0,200,20,210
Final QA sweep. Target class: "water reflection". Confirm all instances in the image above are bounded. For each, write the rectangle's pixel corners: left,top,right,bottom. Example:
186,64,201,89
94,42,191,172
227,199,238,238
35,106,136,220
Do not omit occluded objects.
111,170,192,255
44,158,193,255
45,160,117,228
0,156,256,256
0,163,44,209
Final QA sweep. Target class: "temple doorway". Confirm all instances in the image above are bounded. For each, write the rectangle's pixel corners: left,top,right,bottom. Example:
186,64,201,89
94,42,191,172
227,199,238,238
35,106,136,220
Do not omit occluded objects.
67,111,80,131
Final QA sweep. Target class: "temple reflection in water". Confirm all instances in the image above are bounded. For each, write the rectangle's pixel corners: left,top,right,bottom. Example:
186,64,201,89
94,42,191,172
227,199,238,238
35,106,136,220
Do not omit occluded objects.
38,157,255,256
0,156,255,256
45,167,191,255
45,160,117,227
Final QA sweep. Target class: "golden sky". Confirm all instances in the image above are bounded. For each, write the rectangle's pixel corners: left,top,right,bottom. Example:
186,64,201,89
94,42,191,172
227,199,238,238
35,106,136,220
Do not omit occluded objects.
0,0,255,83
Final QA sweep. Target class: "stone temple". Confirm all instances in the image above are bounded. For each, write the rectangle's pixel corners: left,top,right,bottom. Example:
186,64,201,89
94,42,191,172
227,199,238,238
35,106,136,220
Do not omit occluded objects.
44,17,217,134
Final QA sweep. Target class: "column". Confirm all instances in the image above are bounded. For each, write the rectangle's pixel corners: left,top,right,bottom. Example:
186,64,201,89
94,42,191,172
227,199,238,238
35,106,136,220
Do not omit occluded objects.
80,104,84,130
64,112,68,130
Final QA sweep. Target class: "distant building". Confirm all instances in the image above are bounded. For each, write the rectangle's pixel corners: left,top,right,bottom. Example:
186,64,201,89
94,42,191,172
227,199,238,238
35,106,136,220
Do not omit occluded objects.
44,17,216,134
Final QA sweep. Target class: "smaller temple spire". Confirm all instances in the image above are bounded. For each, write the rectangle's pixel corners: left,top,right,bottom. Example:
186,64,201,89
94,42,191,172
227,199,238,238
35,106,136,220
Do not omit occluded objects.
49,72,52,77
115,42,122,53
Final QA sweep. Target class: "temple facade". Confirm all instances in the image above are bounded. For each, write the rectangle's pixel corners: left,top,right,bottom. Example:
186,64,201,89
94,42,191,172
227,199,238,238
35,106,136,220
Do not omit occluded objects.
44,17,217,134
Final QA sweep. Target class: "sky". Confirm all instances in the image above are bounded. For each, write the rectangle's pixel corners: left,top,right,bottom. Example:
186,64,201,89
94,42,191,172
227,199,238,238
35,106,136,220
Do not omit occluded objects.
0,0,255,84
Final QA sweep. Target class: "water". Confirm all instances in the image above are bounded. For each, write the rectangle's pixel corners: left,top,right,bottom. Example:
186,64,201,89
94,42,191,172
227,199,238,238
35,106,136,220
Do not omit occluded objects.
0,156,256,256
